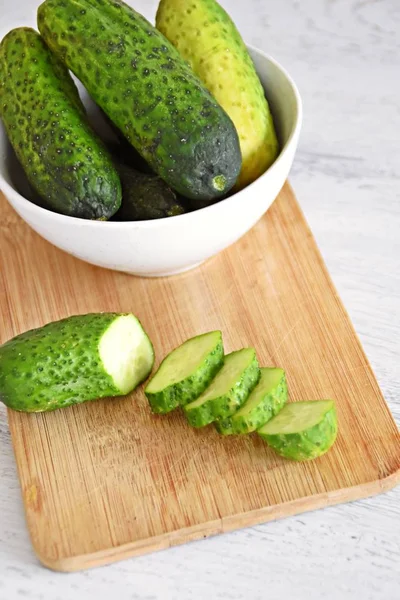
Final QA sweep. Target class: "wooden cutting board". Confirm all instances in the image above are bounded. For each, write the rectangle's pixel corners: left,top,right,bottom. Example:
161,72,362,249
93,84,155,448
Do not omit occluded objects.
1,183,399,572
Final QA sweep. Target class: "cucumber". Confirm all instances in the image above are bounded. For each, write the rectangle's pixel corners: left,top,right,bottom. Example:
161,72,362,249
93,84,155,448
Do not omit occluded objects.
0,28,121,219
114,164,186,221
156,0,279,190
37,0,242,202
0,313,154,412
258,400,338,461
184,348,260,428
110,136,153,175
216,367,287,435
103,113,154,174
145,331,224,414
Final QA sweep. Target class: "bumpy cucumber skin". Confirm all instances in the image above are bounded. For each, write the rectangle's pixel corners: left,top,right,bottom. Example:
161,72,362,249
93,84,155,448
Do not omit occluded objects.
184,351,260,428
216,369,288,435
104,119,154,174
0,28,121,219
37,0,242,202
156,0,278,190
0,313,150,413
145,334,224,415
258,404,338,461
115,164,185,221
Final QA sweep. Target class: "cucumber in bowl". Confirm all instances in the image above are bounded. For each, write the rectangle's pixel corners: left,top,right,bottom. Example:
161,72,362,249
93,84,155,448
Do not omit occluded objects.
113,163,186,221
37,0,242,203
0,313,154,412
156,0,279,190
0,27,121,219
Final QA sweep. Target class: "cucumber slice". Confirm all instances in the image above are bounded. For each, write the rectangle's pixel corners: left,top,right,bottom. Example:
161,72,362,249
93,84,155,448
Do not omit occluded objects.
0,313,154,413
258,400,338,461
216,367,287,435
145,331,224,414
184,348,260,428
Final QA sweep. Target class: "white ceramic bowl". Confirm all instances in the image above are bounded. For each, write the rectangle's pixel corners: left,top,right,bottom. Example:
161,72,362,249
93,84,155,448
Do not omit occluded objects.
0,46,302,277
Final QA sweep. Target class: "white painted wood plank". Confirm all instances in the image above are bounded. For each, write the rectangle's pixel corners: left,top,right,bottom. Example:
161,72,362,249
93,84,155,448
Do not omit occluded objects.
0,0,399,598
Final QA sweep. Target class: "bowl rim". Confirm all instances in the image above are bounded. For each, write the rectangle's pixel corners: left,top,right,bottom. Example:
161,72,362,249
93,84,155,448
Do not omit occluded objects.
0,44,302,230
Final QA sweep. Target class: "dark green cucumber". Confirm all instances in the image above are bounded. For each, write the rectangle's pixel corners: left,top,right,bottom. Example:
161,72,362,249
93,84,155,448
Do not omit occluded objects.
103,113,154,174
216,367,287,435
184,348,260,428
0,27,121,219
37,0,242,202
258,400,338,461
145,331,224,414
114,163,186,221
0,313,154,412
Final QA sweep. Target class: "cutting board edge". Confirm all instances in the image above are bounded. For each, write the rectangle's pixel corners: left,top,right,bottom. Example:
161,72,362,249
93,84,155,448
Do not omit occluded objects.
29,466,399,573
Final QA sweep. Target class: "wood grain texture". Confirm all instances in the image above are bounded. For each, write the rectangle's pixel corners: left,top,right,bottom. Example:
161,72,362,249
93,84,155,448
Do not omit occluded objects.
1,182,399,572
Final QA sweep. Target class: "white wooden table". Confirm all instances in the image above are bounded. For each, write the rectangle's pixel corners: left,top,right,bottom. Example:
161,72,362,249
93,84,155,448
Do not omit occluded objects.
0,1,399,598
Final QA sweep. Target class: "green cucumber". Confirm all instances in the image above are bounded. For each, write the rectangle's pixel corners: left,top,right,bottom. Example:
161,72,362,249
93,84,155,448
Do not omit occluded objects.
0,313,154,412
114,163,186,221
156,0,279,190
37,0,242,202
0,27,121,219
145,331,223,414
258,400,338,461
184,348,260,428
216,367,287,435
103,114,154,174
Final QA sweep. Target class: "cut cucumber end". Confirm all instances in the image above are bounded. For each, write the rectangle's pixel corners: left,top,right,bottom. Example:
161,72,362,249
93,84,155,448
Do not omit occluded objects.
99,315,154,395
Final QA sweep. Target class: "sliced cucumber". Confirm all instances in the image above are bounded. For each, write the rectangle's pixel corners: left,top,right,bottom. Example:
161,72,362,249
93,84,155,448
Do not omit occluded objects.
184,348,260,428
216,367,287,435
258,400,338,461
0,313,154,413
145,331,224,414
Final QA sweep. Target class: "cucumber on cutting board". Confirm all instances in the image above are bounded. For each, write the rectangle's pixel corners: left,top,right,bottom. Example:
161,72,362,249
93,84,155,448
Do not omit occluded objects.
0,313,154,412
258,400,338,461
156,0,279,190
216,367,287,435
145,331,224,414
0,28,121,219
37,0,242,203
184,348,260,428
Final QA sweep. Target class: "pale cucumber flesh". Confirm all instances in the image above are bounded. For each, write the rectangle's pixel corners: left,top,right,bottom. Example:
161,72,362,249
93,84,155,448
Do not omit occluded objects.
259,400,334,435
99,314,155,395
145,331,224,414
145,331,222,393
